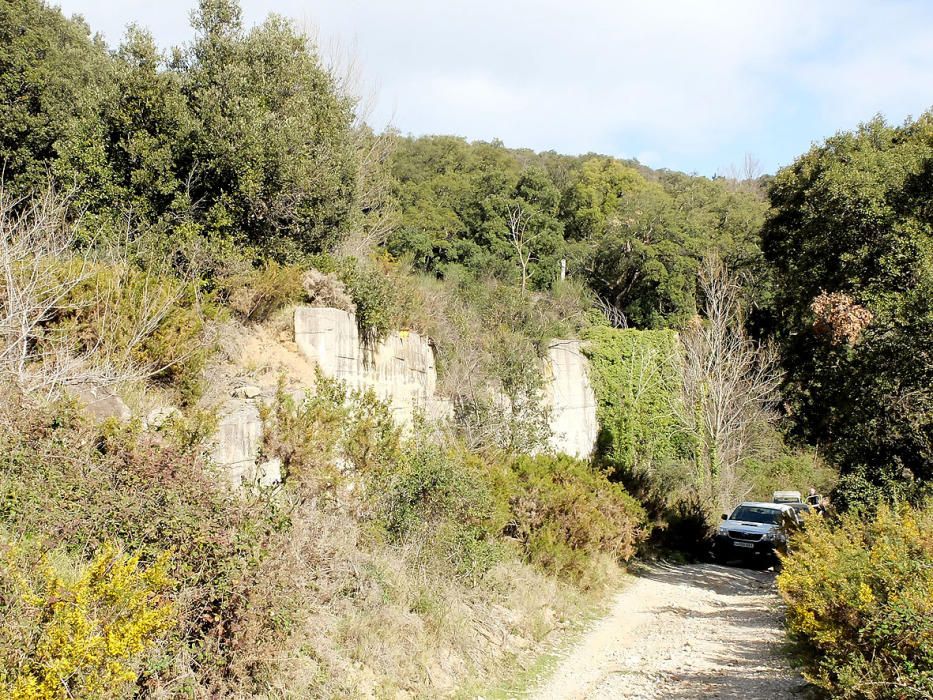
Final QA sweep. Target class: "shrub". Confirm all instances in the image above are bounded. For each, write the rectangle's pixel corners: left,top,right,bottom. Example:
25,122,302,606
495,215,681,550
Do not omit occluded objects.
745,449,838,503
831,464,931,515
0,400,288,695
651,493,713,561
379,438,502,578
219,261,305,322
300,268,355,313
260,376,401,492
43,259,218,404
310,254,401,343
505,454,646,584
778,501,933,699
0,540,174,700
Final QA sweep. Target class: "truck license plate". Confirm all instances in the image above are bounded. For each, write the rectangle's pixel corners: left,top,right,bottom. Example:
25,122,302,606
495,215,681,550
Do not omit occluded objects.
734,541,754,549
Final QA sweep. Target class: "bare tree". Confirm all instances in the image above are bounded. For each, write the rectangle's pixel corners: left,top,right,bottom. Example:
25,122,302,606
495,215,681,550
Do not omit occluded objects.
0,189,202,400
594,295,628,329
506,205,539,297
312,22,401,259
716,152,763,193
678,255,782,514
337,125,400,257
742,153,762,182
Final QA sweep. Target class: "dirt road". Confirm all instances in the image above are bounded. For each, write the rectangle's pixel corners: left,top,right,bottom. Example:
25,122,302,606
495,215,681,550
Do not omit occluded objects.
531,562,803,699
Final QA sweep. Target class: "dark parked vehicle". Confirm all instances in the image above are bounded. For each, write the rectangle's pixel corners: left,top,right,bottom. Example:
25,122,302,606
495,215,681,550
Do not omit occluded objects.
713,502,799,568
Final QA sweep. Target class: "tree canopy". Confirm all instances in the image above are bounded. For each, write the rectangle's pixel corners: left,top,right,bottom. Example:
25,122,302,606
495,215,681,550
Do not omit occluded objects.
389,136,768,328
0,0,358,257
762,113,933,506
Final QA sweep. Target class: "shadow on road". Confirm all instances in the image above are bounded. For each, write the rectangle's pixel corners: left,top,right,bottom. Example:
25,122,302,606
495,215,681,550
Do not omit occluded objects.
634,561,775,597
622,562,808,699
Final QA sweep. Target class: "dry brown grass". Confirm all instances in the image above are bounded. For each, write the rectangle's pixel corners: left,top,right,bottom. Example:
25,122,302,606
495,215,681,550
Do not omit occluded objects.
246,499,604,699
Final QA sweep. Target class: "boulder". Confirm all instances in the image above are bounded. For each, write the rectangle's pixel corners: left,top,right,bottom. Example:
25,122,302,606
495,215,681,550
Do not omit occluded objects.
146,406,181,429
256,457,282,488
69,385,131,423
231,384,262,399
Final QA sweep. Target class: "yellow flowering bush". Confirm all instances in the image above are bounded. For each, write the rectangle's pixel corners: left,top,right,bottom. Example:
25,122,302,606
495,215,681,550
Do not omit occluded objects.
777,502,933,699
0,541,174,700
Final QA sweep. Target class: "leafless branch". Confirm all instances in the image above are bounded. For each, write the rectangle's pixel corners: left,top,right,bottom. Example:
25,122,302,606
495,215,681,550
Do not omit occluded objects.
594,295,628,329
506,204,540,298
677,254,783,513
0,189,206,401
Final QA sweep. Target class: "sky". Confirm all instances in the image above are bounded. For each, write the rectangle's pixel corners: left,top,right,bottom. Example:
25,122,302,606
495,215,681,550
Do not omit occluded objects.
54,0,933,176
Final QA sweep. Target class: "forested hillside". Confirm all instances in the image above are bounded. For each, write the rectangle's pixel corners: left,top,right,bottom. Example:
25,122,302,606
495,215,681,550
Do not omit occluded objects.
0,0,930,698
388,136,768,328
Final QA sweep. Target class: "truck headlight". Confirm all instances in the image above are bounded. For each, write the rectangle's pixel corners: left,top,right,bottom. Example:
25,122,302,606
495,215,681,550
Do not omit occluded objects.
718,526,729,536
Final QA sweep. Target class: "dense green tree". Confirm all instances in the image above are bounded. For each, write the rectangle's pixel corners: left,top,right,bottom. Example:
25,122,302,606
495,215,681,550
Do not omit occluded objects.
97,27,195,223
390,136,567,287
1,0,359,257
0,0,110,197
563,158,766,328
389,135,476,268
390,137,766,316
566,158,695,327
762,114,933,505
182,0,358,255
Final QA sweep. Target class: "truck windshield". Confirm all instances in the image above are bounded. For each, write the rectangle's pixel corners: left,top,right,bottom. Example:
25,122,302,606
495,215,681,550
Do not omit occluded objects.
730,506,783,524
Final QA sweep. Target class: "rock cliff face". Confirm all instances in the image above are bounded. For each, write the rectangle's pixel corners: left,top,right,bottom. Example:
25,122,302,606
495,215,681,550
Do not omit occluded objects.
211,399,281,488
294,307,452,426
210,307,600,484
543,340,598,460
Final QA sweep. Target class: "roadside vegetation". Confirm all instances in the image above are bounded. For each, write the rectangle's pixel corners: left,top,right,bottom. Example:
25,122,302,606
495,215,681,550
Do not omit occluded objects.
0,0,930,697
779,501,933,699
768,114,933,700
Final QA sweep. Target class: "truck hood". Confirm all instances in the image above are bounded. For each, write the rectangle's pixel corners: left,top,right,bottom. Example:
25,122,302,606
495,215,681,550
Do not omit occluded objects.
722,519,780,535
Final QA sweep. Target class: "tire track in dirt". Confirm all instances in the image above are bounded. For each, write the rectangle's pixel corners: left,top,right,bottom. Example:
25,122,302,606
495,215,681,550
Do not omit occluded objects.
531,562,804,700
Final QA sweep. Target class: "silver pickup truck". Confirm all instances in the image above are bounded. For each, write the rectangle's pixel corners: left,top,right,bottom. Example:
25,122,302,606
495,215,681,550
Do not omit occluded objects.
713,502,799,568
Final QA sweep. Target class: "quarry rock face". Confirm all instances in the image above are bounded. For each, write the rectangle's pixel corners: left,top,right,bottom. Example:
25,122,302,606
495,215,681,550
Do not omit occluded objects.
543,340,599,460
211,399,277,488
294,306,453,426
210,307,600,486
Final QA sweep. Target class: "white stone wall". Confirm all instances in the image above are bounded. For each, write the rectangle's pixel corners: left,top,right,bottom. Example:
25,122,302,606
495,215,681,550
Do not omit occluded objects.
294,306,452,426
211,399,281,488
544,340,599,459
210,308,600,485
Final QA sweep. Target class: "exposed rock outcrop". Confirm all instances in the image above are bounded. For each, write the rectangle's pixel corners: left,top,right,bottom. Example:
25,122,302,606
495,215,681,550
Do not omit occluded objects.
543,340,598,459
146,406,180,429
294,307,453,426
211,399,281,488
210,307,601,486
69,385,131,423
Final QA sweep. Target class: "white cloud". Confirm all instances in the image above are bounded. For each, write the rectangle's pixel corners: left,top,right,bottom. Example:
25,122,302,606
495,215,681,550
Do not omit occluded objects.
54,0,933,173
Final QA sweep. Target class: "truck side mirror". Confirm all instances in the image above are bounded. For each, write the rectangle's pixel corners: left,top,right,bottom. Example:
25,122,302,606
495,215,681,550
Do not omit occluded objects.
721,513,727,520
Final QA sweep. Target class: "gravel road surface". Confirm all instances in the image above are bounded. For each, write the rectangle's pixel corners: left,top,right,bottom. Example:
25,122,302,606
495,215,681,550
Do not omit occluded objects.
531,562,805,699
